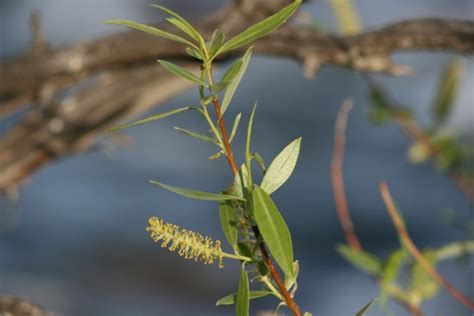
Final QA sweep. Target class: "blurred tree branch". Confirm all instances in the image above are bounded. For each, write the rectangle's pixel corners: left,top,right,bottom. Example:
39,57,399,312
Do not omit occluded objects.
1,0,474,193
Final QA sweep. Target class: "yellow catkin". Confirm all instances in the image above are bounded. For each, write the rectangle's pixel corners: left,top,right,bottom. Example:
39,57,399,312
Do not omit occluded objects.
146,216,223,268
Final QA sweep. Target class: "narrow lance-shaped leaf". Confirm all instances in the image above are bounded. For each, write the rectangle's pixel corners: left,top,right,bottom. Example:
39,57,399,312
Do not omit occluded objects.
216,291,272,306
245,102,258,186
107,106,195,131
433,59,461,124
217,1,302,55
149,180,244,201
103,20,197,49
233,164,249,198
219,200,238,248
229,113,242,143
236,264,250,316
252,185,294,278
221,47,254,114
355,298,378,316
150,4,205,48
174,127,219,145
210,30,226,57
158,60,208,87
261,137,302,195
221,59,243,85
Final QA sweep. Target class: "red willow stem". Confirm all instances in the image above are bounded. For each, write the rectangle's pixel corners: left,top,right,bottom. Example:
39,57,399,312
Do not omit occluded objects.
211,95,302,316
331,100,423,316
331,99,362,251
380,181,474,311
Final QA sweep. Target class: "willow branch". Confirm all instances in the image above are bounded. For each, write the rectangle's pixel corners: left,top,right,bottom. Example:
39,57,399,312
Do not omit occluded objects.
380,181,474,311
1,0,474,192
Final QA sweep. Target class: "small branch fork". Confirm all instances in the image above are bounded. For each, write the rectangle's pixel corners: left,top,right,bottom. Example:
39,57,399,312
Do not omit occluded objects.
331,100,423,316
380,181,474,311
211,96,302,316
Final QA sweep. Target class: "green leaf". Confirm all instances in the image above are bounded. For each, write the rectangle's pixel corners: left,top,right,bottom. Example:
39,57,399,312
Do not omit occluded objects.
103,20,196,49
158,60,208,86
433,59,461,124
236,264,250,316
208,151,223,160
380,249,406,306
107,106,195,131
174,127,218,144
252,185,294,278
217,1,301,54
303,313,313,316
216,290,271,306
284,260,300,290
261,137,301,195
149,180,244,201
210,30,226,57
185,47,203,60
355,298,378,316
252,152,266,173
229,113,242,142
233,164,250,198
221,59,243,84
150,4,205,48
245,102,258,186
221,47,253,114
409,250,439,300
219,201,238,248
336,244,382,275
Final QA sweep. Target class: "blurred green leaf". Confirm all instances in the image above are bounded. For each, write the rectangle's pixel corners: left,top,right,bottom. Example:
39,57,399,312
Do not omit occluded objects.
337,244,382,275
107,106,195,131
219,200,238,248
380,249,406,306
208,151,223,160
253,185,294,279
158,60,208,86
217,1,301,55
216,290,271,306
433,59,461,124
355,298,378,316
261,137,301,195
409,250,439,301
236,264,250,316
221,47,254,114
103,20,196,48
149,180,244,201
407,142,431,164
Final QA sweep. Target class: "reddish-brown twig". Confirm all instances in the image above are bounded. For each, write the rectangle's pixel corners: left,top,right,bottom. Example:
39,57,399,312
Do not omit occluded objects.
380,181,474,311
331,99,362,251
211,95,302,316
331,100,423,316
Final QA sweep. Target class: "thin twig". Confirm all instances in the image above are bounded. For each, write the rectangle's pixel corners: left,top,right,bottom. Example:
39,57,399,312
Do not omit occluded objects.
380,181,474,311
330,100,424,316
331,99,362,251
211,95,302,316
